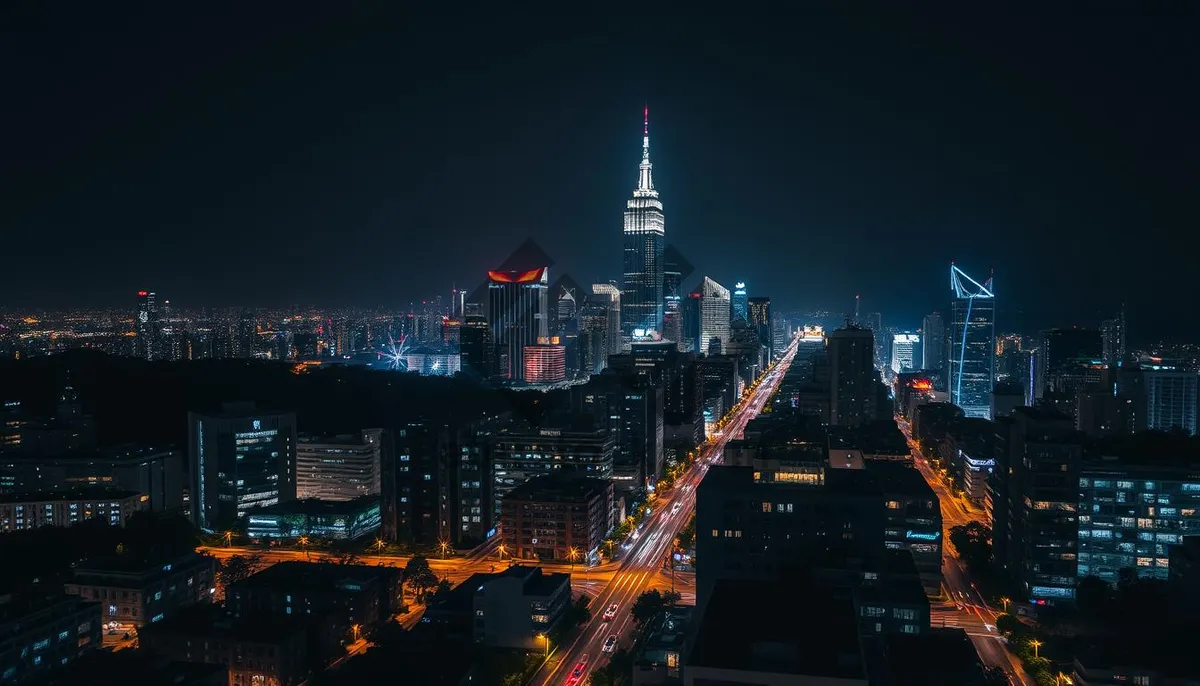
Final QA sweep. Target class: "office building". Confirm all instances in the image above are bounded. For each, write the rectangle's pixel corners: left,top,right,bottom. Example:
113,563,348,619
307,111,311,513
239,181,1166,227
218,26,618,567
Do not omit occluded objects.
500,473,613,563
621,107,666,338
697,277,730,355
921,311,944,374
662,245,691,351
245,495,381,540
578,294,612,375
0,446,183,513
490,424,615,518
458,312,494,379
731,281,748,323
135,290,160,361
1034,328,1103,401
425,566,571,652
0,487,145,532
296,429,382,501
187,403,297,532
891,333,920,378
948,265,995,419
64,553,216,629
591,283,623,357
748,296,772,360
488,267,549,381
1143,366,1198,435
523,340,567,384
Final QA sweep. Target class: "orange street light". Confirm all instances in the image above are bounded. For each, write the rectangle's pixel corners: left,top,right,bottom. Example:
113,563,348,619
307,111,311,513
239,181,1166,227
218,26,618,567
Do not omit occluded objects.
1030,638,1042,659
438,540,451,559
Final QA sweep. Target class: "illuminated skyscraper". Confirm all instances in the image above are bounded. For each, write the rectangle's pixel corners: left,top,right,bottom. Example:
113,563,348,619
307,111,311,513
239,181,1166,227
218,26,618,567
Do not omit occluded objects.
135,290,159,360
948,265,996,419
621,107,665,339
748,296,772,359
488,267,549,381
1100,306,1126,366
891,333,920,377
698,277,731,355
731,282,748,323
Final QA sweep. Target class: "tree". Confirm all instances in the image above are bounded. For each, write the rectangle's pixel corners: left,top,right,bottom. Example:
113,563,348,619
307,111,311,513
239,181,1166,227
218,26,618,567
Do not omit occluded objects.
948,522,992,571
982,666,1009,685
500,673,524,686
404,555,438,602
675,516,696,551
217,554,262,592
568,593,591,626
994,613,1023,637
431,578,453,604
663,590,681,606
630,590,666,623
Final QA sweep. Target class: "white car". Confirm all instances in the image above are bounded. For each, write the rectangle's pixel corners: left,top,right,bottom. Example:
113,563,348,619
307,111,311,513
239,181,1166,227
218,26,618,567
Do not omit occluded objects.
603,635,618,653
603,603,619,621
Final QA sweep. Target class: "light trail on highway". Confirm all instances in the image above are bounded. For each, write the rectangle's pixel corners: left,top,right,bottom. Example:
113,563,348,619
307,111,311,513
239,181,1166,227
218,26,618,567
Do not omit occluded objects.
530,336,800,686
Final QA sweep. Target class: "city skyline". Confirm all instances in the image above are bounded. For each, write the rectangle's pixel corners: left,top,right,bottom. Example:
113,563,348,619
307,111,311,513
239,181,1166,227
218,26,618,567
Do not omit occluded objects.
4,7,1195,339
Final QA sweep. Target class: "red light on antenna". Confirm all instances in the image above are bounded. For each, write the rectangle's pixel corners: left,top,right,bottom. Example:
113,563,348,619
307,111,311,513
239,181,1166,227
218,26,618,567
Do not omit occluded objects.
137,291,148,297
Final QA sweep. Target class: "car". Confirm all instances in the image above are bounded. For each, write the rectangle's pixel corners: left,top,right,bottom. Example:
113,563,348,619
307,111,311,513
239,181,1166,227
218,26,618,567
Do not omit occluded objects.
565,654,590,686
603,635,618,653
603,603,619,621
671,501,682,514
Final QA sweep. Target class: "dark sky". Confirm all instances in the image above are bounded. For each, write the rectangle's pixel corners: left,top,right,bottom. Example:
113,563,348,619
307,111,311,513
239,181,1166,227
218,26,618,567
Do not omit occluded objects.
4,6,1197,339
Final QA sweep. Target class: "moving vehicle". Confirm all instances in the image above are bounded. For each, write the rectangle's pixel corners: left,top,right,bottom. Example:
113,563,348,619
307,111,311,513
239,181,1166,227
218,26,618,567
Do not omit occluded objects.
603,603,619,621
671,501,682,515
565,653,590,686
603,635,618,653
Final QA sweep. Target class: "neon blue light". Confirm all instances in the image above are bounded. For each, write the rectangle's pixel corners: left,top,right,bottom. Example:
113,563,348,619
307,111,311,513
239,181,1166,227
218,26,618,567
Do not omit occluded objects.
906,530,941,541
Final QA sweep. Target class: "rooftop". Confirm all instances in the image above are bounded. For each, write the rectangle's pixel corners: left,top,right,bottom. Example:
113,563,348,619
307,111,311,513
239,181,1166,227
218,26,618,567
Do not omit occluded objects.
866,462,936,498
504,473,610,503
140,603,303,643
885,628,987,686
689,578,864,680
0,486,141,504
252,495,380,517
231,560,396,593
74,551,214,578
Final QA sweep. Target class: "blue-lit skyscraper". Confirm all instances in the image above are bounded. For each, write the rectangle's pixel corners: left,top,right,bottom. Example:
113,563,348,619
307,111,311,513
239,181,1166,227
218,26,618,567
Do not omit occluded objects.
731,282,748,324
621,107,665,339
948,265,995,419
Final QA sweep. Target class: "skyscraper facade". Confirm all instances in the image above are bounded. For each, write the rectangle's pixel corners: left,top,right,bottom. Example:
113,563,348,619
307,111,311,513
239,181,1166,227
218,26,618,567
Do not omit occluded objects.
948,265,996,419
748,296,772,359
591,283,623,358
620,108,665,339
698,277,731,355
731,282,748,324
891,333,920,377
135,290,159,360
922,311,944,373
1100,307,1126,366
488,267,549,381
829,326,878,427
662,254,683,350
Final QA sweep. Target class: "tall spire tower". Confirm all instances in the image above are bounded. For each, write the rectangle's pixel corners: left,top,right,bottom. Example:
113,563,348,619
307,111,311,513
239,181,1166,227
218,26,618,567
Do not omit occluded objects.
621,106,666,342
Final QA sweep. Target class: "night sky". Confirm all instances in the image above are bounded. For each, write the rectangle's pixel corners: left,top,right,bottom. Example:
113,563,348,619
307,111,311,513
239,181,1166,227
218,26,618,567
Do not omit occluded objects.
5,6,1197,338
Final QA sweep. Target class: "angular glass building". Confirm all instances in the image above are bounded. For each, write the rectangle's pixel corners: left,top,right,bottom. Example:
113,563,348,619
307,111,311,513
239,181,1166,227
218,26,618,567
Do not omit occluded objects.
488,267,549,381
948,265,995,419
621,108,665,339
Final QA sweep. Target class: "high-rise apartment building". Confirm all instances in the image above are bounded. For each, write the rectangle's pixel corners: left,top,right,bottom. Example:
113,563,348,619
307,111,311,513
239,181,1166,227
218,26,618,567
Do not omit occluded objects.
698,277,731,356
948,265,995,419
921,311,944,373
829,326,878,427
1100,307,1126,366
187,403,298,532
488,267,549,381
459,313,494,378
1034,328,1103,401
620,108,665,339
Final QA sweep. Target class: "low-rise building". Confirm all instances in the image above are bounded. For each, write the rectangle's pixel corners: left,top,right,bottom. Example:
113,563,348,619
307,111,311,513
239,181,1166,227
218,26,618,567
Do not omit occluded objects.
245,496,381,541
0,487,145,532
424,565,571,651
501,473,613,563
226,561,402,663
295,430,382,501
64,553,216,629
0,593,102,682
138,605,308,686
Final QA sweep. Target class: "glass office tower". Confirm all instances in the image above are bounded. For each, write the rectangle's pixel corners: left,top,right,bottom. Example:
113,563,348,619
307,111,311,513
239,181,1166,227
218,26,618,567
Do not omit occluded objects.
621,108,665,339
948,265,995,419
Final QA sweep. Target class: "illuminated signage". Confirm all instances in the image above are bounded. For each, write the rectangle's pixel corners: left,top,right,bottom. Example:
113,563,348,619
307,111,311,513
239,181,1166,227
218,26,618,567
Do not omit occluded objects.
905,530,941,541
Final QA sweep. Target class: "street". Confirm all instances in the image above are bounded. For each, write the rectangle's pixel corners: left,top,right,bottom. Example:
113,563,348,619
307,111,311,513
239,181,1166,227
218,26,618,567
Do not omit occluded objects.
529,336,800,686
896,417,1030,686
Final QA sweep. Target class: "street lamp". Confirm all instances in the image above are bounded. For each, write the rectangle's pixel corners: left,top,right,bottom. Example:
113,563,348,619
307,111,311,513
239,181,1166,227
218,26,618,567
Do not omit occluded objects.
536,633,549,657
568,547,579,575
497,543,507,561
1055,673,1073,685
298,535,310,561
438,540,450,559
375,538,386,562
1030,638,1042,659
999,596,1010,613
351,623,361,642
224,530,233,548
